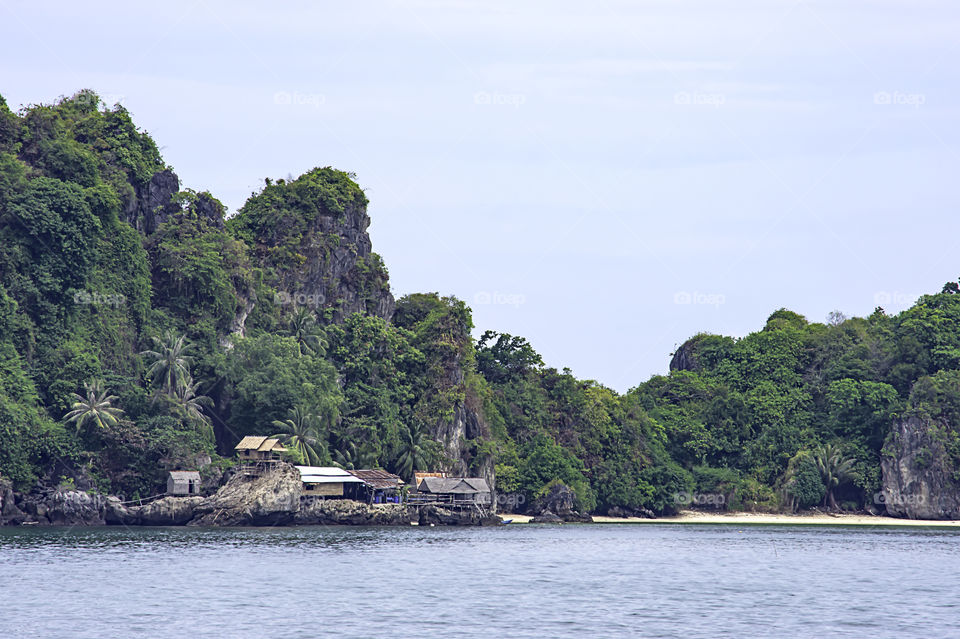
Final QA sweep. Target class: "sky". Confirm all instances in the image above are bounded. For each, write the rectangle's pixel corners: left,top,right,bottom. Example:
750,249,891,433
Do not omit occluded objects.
2,0,958,391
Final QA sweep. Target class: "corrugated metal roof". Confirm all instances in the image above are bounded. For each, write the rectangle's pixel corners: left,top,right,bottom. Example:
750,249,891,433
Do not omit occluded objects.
296,466,364,484
348,469,403,490
235,435,268,450
295,466,353,477
168,471,201,480
301,475,364,484
418,477,490,494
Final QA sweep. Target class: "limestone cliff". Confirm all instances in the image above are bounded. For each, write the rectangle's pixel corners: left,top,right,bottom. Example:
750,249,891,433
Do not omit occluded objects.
229,167,394,323
881,416,960,519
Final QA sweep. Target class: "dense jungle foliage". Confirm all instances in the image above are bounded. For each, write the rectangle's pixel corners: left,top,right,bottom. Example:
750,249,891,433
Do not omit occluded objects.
2,91,959,515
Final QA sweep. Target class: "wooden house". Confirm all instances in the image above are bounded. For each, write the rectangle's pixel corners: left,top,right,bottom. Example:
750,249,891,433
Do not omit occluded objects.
234,436,287,462
296,466,366,499
347,469,404,504
167,471,201,496
414,477,493,506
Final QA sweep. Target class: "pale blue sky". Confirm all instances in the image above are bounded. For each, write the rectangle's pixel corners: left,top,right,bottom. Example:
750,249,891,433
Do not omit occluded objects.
2,1,958,391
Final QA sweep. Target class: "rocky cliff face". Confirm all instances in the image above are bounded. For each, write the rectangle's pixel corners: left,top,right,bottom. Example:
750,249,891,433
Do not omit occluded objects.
881,416,960,519
123,168,180,235
231,168,395,323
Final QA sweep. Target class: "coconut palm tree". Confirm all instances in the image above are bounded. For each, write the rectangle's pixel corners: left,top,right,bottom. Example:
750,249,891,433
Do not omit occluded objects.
63,379,124,433
271,406,327,466
140,330,192,396
287,306,327,357
332,437,377,470
813,443,855,510
393,423,429,481
167,375,214,437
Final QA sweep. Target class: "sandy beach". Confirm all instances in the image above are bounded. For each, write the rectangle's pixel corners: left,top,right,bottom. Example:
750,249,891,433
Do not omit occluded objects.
501,510,960,527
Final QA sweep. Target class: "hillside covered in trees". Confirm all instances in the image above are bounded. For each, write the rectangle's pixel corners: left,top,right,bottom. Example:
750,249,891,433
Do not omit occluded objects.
2,90,960,517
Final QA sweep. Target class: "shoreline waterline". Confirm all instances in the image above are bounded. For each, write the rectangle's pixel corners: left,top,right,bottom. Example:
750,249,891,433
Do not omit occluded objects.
502,510,960,527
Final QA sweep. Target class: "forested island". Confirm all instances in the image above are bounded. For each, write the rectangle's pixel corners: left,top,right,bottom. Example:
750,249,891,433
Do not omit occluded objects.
2,90,960,525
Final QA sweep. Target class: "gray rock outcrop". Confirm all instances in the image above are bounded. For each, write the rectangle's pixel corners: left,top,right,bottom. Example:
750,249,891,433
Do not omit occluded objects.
881,416,960,519
295,498,412,526
529,482,593,523
188,464,302,526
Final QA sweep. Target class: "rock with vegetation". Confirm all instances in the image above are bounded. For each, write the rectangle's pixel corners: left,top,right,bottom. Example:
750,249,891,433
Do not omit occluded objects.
9,90,960,523
881,417,960,519
529,482,593,523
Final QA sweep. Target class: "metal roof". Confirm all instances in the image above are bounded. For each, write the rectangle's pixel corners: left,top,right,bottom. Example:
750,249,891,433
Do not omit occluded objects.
301,475,364,484
418,477,491,494
296,466,364,484
347,469,403,490
168,471,201,480
295,466,353,477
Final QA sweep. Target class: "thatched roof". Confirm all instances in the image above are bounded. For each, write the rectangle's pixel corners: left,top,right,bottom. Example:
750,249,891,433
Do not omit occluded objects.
235,436,287,452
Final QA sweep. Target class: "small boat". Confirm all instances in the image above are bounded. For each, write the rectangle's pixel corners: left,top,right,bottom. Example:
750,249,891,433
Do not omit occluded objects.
500,518,513,525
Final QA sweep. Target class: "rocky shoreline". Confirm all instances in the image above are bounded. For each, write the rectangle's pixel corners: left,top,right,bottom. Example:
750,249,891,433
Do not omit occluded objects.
0,464,501,528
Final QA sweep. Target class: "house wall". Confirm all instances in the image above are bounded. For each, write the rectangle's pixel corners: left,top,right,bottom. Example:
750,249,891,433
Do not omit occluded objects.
304,482,344,497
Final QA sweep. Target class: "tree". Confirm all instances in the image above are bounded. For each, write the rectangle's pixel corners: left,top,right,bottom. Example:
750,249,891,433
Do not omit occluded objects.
271,406,327,466
166,375,214,437
63,379,124,433
140,331,192,396
287,306,327,357
392,423,431,481
813,443,855,509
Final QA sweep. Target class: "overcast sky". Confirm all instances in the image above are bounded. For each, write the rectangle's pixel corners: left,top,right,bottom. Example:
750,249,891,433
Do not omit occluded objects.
2,1,958,391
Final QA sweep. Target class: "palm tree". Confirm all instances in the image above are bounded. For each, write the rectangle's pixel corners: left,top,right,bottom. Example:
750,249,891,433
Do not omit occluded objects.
140,330,192,396
63,379,124,433
393,423,429,481
813,443,855,510
287,307,327,357
332,437,377,470
167,375,214,437
271,406,327,466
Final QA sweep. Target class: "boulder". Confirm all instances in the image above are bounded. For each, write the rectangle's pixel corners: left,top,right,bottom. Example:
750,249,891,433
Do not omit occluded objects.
0,479,26,526
881,416,960,519
44,490,107,526
188,463,302,526
138,496,204,526
530,482,593,523
417,505,501,526
530,510,563,524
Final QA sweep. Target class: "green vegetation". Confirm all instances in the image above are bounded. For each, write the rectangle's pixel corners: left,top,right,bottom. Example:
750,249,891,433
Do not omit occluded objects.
3,90,960,516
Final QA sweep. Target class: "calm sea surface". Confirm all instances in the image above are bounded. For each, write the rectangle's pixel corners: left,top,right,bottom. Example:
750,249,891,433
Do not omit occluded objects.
1,523,958,638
